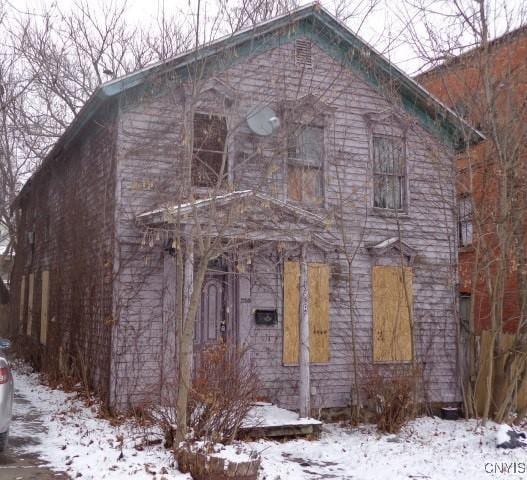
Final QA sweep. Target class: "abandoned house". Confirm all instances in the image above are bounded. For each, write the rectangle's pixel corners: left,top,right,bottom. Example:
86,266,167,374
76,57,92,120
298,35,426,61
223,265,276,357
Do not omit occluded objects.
10,3,482,414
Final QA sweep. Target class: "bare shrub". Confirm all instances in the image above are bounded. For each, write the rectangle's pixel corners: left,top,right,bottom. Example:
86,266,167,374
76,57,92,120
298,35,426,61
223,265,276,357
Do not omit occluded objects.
363,366,421,434
188,342,261,444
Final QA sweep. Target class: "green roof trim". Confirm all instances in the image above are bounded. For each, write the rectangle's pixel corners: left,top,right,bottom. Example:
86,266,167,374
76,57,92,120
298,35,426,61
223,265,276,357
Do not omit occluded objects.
101,3,482,149
15,2,482,205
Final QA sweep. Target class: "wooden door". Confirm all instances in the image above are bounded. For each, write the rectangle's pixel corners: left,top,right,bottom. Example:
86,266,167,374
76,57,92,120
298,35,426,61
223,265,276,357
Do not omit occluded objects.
194,258,232,368
195,273,225,347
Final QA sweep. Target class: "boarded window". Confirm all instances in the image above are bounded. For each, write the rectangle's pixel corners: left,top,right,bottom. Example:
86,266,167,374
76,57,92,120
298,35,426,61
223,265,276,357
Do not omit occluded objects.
19,275,26,332
372,266,413,362
27,272,34,336
308,263,330,363
283,261,300,365
287,125,324,204
373,136,406,210
458,195,473,246
40,270,50,345
283,261,330,364
192,113,227,187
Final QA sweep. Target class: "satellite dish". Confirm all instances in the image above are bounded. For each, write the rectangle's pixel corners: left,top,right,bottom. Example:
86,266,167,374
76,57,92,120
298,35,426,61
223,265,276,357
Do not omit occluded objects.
246,105,280,136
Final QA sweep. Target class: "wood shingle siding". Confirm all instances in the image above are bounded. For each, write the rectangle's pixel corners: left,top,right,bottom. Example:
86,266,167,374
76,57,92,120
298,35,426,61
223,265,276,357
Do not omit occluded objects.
10,4,468,411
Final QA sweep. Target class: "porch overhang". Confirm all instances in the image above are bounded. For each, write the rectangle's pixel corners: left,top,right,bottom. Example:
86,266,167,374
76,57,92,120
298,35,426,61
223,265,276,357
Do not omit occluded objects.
136,190,335,252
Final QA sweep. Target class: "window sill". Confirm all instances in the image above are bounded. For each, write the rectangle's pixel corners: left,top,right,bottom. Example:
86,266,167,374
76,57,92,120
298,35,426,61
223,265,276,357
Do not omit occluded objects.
282,362,331,367
369,207,409,219
373,360,413,365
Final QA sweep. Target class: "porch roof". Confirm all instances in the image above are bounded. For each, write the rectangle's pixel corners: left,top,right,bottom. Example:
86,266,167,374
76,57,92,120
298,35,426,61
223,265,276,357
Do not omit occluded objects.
136,190,335,251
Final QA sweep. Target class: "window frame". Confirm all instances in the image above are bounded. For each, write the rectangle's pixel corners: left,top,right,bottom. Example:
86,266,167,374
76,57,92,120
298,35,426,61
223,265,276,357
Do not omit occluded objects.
458,194,473,247
371,134,408,213
286,123,325,205
191,112,229,189
459,293,471,336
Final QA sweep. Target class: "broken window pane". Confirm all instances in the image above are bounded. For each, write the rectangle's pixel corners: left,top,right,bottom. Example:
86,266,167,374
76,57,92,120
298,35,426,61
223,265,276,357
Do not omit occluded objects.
192,113,227,187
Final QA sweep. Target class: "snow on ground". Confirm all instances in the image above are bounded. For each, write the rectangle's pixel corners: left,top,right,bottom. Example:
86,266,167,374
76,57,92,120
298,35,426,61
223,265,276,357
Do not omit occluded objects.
11,364,189,480
10,363,527,479
251,419,527,480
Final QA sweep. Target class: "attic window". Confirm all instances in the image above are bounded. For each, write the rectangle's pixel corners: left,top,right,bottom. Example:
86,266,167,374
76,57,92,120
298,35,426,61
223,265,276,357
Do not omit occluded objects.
295,39,312,68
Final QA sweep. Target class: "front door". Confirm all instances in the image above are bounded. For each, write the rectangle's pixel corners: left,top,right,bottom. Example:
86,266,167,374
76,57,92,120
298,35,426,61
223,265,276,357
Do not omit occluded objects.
194,257,233,366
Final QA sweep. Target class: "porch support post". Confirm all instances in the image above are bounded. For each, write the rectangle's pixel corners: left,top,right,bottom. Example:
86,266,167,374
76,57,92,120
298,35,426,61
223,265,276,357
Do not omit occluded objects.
182,237,194,376
299,243,311,417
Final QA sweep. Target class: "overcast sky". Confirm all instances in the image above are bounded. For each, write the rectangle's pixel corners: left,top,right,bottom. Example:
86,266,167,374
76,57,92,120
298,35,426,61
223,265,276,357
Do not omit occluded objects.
5,0,527,74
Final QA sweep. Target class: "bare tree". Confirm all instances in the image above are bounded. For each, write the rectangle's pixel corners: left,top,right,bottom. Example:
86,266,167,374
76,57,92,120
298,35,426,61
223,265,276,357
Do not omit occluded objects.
404,0,527,423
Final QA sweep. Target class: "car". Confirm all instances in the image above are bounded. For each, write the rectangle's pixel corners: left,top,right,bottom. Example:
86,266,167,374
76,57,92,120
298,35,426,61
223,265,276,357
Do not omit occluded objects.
0,339,13,452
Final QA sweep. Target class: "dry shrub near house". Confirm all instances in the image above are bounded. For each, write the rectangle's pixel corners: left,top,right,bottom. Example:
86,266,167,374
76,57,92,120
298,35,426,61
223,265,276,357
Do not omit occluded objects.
189,342,260,444
363,365,421,434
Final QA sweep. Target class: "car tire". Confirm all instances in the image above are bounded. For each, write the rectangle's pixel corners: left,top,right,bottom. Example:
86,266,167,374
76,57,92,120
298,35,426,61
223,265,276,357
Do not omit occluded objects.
0,430,8,452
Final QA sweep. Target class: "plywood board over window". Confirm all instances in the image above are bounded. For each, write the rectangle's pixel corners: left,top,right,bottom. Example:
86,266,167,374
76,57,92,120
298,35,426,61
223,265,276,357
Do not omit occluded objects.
283,261,330,364
27,273,34,337
40,270,50,345
19,275,26,333
283,261,300,364
372,266,413,362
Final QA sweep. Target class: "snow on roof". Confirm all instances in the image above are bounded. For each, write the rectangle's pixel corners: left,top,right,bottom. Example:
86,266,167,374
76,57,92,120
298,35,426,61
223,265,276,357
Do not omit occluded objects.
137,190,325,227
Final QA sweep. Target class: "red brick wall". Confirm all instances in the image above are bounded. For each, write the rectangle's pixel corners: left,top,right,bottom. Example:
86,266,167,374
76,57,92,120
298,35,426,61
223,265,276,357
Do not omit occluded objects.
419,29,527,332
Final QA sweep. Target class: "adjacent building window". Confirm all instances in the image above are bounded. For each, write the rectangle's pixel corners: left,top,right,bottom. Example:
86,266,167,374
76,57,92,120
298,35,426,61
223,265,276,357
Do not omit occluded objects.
459,293,471,335
372,265,413,362
458,195,473,246
372,135,406,211
192,113,227,188
287,125,324,204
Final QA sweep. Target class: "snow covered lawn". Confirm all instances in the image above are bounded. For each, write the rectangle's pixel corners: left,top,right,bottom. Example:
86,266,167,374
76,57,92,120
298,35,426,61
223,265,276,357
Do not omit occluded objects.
10,364,527,479
11,364,188,479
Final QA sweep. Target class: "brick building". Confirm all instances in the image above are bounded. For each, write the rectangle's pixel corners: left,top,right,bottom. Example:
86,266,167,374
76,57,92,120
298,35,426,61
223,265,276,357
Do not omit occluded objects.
418,26,527,333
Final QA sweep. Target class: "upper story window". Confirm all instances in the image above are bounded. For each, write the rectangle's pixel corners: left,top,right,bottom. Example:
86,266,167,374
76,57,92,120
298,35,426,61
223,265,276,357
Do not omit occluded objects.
372,135,406,211
192,113,227,188
458,194,473,246
287,125,324,204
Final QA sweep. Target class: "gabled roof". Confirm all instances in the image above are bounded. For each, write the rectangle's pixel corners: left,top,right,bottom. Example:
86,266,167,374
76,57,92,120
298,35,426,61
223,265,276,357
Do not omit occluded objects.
137,190,335,251
137,190,326,227
16,2,484,205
